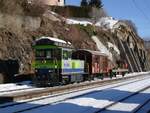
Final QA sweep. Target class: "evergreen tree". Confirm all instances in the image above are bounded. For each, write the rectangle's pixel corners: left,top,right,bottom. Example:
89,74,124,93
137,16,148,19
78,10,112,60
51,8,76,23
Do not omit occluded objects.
89,0,103,8
80,0,88,7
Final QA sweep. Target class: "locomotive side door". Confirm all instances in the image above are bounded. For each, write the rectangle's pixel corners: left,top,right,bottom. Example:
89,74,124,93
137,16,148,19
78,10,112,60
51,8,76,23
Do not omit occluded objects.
53,48,61,83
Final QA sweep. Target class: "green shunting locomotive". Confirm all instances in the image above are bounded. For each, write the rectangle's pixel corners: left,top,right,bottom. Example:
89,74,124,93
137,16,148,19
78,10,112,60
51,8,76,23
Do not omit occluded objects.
33,37,85,86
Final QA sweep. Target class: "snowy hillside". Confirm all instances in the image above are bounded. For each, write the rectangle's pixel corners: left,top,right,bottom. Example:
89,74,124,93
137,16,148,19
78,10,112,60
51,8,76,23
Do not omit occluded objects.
66,17,118,29
92,36,113,60
95,17,118,29
66,18,92,26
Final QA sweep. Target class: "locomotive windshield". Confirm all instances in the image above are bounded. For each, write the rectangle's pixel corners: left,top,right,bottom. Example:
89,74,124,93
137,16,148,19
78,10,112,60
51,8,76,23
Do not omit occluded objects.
35,49,53,60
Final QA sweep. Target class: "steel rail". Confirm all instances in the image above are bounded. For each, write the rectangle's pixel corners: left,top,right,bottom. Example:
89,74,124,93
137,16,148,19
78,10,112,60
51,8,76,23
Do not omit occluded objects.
93,86,150,113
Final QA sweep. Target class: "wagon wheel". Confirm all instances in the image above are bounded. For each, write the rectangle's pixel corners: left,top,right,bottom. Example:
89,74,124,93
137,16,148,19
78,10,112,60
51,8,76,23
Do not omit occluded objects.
0,73,5,84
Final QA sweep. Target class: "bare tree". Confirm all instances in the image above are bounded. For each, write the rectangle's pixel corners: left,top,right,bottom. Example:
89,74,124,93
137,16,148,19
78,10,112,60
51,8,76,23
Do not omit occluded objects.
81,0,88,7
89,0,103,8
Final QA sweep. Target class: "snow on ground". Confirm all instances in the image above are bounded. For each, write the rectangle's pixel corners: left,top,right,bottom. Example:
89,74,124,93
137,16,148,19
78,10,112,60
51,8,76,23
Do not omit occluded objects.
18,76,150,113
95,17,118,29
92,36,113,60
0,81,47,97
66,18,92,26
114,71,150,79
104,88,150,113
105,102,139,112
0,81,32,92
125,71,150,77
113,77,150,92
107,42,120,55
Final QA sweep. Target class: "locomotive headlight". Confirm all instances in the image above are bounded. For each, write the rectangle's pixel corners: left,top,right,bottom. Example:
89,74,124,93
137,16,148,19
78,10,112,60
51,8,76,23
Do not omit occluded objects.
49,70,52,73
42,60,47,63
35,69,38,72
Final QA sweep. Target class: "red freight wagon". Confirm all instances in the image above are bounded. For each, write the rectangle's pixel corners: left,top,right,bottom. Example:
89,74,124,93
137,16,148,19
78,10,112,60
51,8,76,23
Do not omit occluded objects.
72,49,109,80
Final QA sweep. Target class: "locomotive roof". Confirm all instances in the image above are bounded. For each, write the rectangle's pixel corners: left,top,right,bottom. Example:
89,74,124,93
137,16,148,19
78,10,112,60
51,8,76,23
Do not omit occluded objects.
36,37,67,44
35,36,73,48
77,49,108,57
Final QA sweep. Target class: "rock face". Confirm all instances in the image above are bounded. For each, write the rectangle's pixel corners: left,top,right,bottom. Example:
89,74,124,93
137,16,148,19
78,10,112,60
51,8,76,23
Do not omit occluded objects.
145,41,150,48
0,12,97,74
89,20,150,72
145,41,150,67
113,22,150,72
0,2,149,77
0,28,33,73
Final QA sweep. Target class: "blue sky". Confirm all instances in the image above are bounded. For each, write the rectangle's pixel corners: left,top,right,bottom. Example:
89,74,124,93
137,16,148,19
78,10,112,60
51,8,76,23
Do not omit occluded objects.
66,0,150,40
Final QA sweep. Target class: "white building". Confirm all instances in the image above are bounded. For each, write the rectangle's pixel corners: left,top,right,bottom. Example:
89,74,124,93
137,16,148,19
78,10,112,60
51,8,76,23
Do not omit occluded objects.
28,0,65,6
44,0,65,6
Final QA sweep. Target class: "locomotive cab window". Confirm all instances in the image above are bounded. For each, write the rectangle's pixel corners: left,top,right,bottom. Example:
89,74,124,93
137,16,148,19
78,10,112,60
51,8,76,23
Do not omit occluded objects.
36,50,45,58
46,51,52,59
63,50,72,60
35,49,54,60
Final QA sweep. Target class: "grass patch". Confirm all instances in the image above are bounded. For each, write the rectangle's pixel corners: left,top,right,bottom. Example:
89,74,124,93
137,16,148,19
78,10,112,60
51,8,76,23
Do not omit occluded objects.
76,24,97,37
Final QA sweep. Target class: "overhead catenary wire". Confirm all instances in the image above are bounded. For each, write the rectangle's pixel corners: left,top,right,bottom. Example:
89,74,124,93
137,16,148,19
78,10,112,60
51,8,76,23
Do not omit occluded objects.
132,0,150,24
143,0,150,10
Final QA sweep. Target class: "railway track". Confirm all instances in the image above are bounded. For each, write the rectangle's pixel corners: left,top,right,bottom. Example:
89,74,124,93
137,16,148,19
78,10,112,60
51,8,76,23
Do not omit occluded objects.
132,96,150,113
93,86,150,113
0,72,149,104
1,74,150,113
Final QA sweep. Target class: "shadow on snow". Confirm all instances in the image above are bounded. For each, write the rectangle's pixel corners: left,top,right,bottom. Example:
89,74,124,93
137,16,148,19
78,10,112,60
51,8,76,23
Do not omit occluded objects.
0,89,150,113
